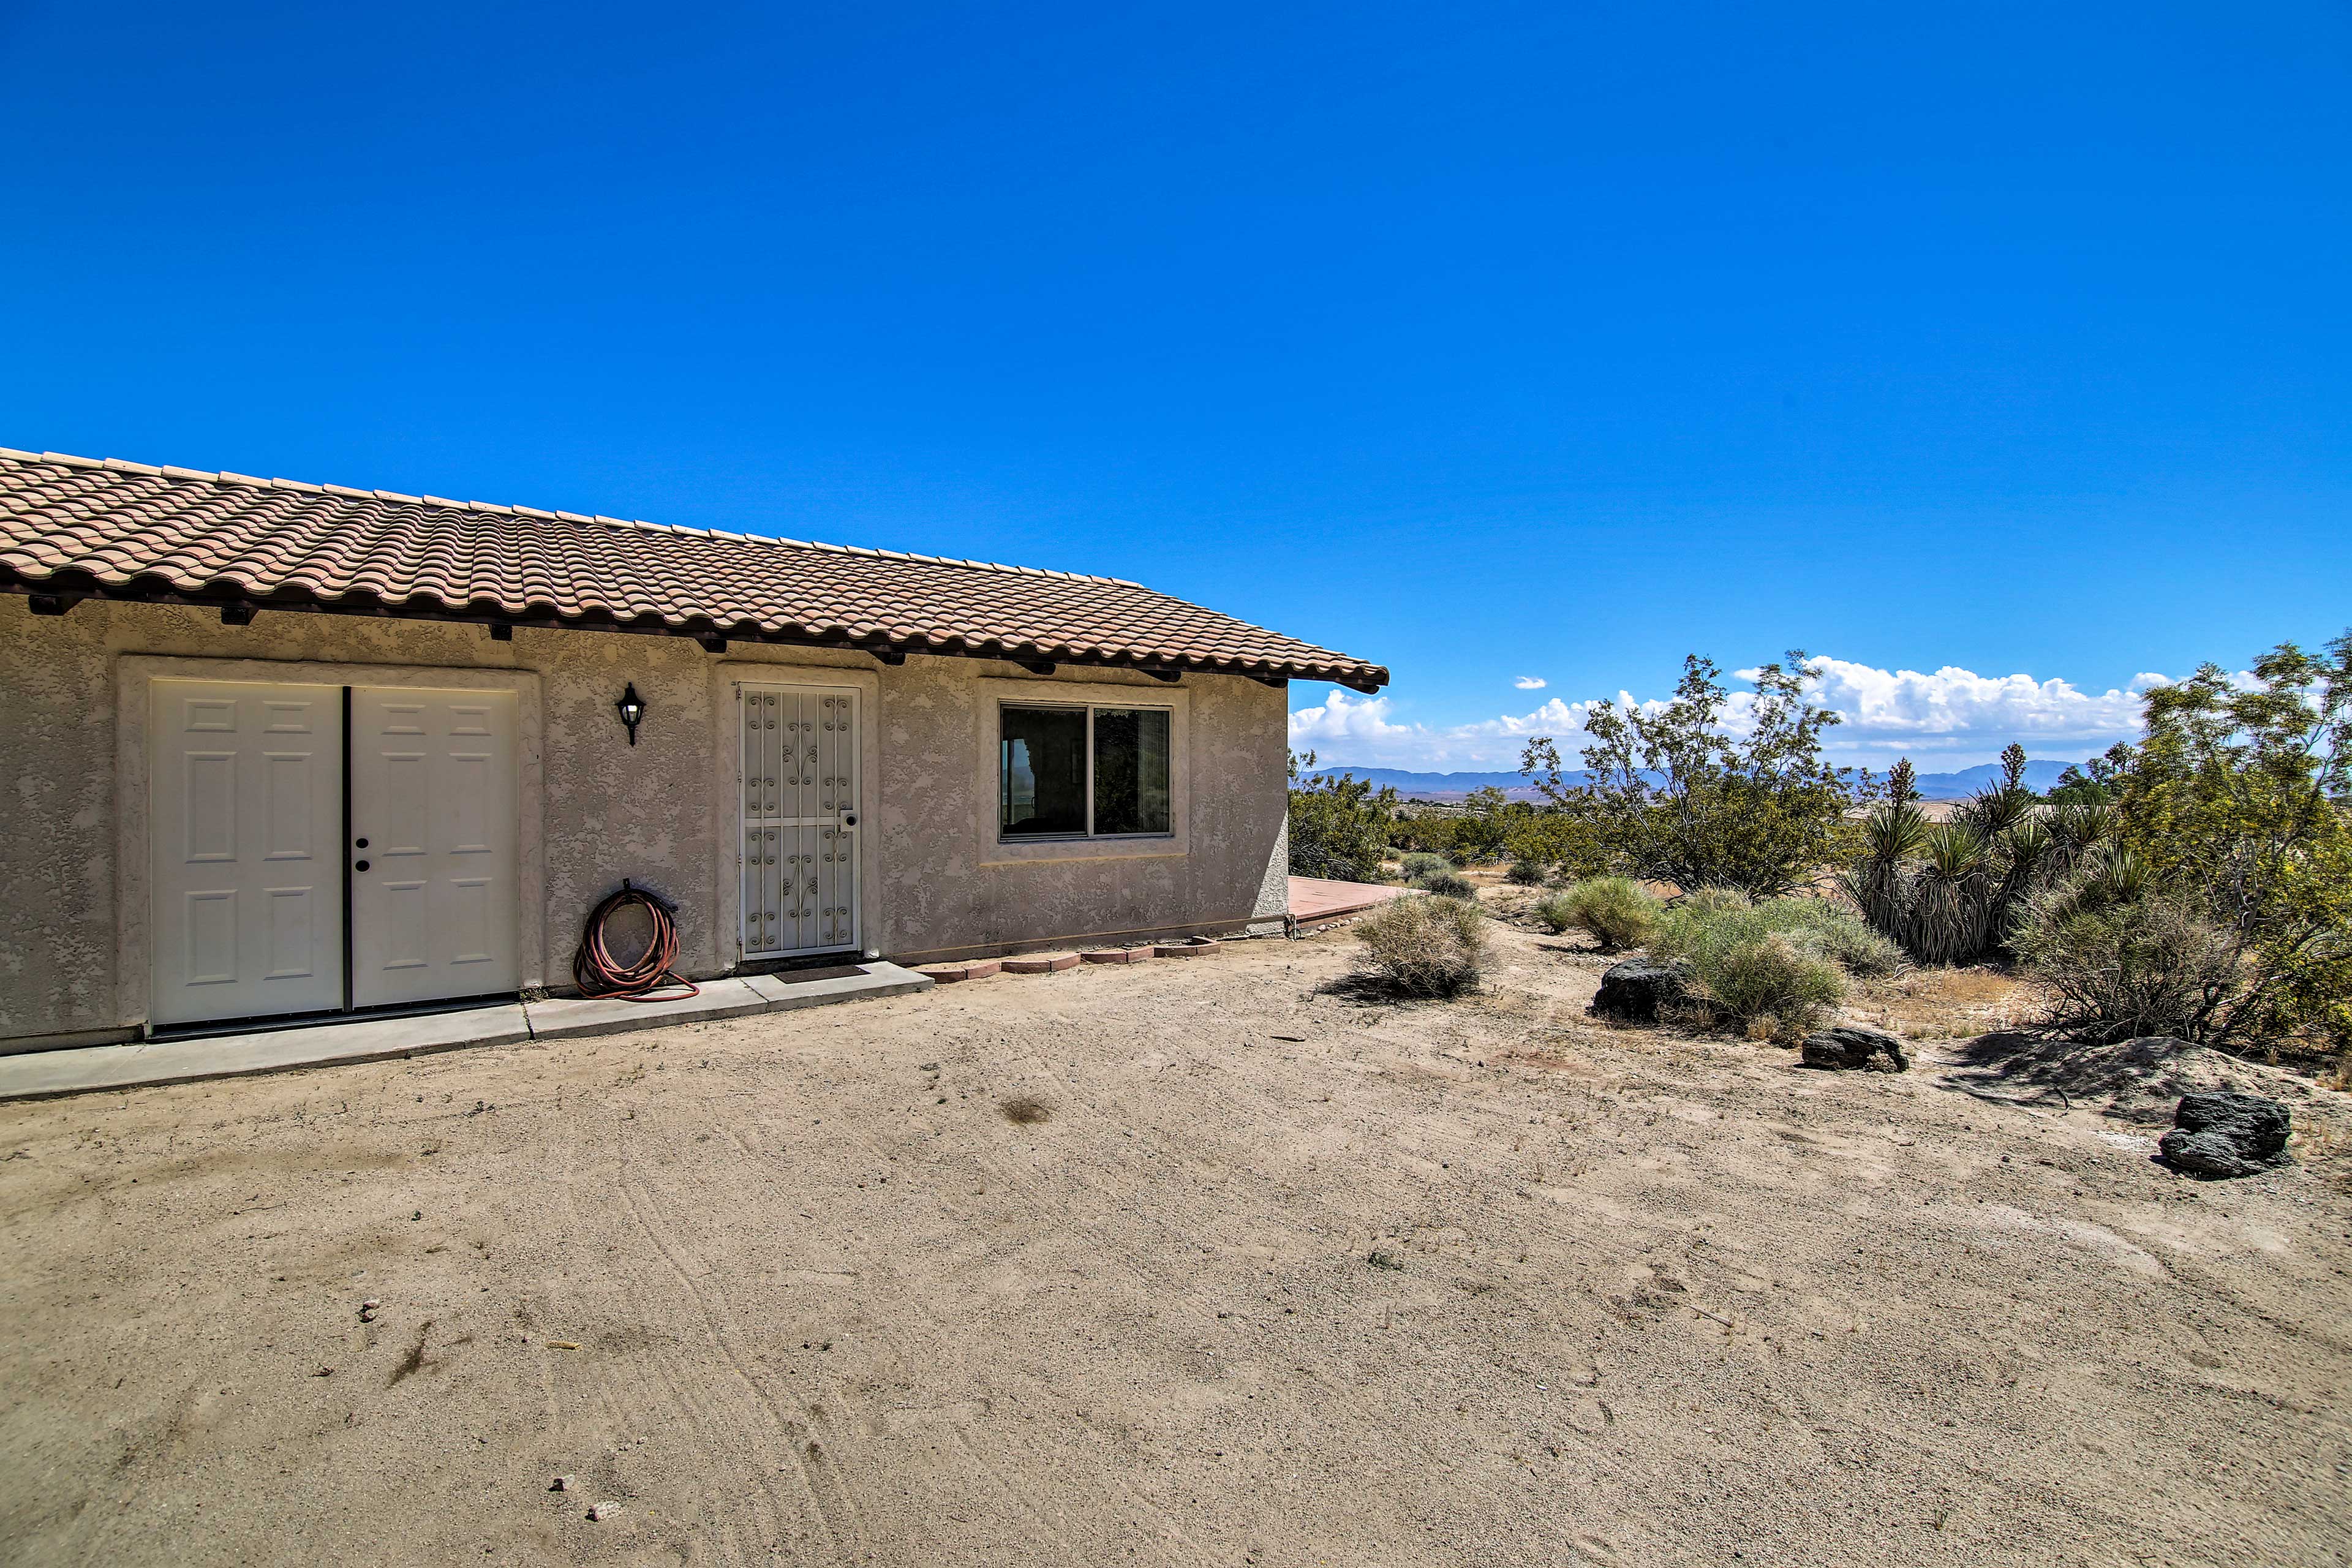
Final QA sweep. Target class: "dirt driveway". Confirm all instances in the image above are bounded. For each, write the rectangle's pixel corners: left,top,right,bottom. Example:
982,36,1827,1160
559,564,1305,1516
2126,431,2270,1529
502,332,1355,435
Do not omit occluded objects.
3,918,2347,1567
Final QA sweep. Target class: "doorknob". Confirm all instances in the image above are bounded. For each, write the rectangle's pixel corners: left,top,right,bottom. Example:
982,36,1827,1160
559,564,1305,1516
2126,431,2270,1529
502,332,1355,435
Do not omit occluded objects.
355,837,369,849
842,813,858,827
355,859,371,872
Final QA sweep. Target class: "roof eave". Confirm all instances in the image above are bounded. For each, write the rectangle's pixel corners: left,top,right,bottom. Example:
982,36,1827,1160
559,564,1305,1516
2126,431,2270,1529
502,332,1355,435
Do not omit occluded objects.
0,575,1389,692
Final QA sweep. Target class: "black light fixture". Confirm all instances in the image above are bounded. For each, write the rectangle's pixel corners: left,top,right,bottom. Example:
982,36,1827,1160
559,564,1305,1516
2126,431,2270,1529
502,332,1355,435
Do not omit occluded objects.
616,682,647,746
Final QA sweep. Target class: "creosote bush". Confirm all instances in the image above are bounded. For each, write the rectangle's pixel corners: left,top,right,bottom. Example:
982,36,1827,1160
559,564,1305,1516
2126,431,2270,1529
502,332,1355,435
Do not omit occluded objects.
1355,895,1489,997
2011,884,2245,1045
1504,859,1549,887
1537,876,1661,951
1399,851,1452,882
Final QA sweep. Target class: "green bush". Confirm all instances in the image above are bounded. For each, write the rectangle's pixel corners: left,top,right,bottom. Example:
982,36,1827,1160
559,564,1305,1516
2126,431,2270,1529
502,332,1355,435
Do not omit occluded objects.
1504,859,1549,886
1649,894,1857,1039
1537,876,1661,951
1355,895,1488,997
1752,895,1904,978
1415,868,1478,900
1400,851,1452,881
1698,932,1847,1041
1519,652,1865,897
2012,884,2247,1045
1288,752,1398,883
1675,886,1754,921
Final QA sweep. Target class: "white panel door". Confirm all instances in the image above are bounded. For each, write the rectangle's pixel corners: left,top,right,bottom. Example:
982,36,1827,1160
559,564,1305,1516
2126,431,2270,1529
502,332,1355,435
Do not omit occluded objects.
741,685,861,957
149,679,345,1026
350,687,519,1008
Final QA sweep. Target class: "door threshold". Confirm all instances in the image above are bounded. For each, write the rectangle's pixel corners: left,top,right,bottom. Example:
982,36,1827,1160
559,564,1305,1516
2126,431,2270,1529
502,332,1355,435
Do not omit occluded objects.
147,993,519,1046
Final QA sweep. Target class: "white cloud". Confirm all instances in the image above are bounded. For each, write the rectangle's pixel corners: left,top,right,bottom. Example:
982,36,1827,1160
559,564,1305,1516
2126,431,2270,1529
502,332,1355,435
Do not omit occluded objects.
1293,657,2166,774
1790,658,2166,760
1513,676,1547,690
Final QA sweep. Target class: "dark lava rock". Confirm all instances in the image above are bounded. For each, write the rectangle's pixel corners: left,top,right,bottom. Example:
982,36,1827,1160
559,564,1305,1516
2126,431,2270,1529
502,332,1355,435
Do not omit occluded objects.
1800,1023,1909,1072
2158,1091,2291,1178
1591,958,1691,1023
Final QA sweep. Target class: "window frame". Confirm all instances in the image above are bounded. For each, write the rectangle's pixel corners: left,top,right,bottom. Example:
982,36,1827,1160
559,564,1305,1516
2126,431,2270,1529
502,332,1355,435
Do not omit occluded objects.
997,699,1174,843
974,677,1191,868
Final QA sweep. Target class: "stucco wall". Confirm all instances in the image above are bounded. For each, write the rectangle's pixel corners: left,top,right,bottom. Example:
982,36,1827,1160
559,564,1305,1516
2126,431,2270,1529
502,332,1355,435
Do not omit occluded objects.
0,595,1291,1043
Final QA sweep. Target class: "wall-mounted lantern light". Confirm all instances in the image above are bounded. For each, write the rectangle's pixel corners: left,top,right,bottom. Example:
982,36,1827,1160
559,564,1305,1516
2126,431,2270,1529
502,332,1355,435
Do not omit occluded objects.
616,682,647,746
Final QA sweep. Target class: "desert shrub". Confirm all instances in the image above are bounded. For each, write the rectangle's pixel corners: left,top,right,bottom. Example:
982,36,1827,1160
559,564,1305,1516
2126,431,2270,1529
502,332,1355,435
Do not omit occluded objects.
1675,886,1754,920
2012,887,2247,1045
1386,815,1466,859
2100,633,2352,1049
1288,751,1398,883
1698,932,1848,1040
1649,894,1854,1038
1539,876,1661,951
1400,851,1452,881
1414,868,1477,900
1520,652,1867,897
1355,895,1488,997
1753,895,1904,978
1504,859,1548,886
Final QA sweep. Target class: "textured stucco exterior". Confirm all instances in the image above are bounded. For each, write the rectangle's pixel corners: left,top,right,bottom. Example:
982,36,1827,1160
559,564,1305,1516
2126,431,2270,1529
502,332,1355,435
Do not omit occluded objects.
0,596,1290,1046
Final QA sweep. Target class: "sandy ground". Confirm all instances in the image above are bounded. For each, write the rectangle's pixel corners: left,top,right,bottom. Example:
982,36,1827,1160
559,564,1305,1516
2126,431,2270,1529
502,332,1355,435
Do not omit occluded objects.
3,914,2349,1567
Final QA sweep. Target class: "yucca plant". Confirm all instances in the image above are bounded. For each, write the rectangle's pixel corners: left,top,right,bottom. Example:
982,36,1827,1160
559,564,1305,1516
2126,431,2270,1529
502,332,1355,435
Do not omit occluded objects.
1842,745,2089,966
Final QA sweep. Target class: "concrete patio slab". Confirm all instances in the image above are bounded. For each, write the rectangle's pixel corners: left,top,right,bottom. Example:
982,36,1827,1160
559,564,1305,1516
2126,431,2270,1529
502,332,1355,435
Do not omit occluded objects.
1288,875,1411,925
0,1003,533,1101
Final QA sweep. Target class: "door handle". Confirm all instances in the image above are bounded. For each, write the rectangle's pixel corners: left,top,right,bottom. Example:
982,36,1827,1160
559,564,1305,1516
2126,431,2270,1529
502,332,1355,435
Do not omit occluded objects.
355,859,371,872
842,813,859,827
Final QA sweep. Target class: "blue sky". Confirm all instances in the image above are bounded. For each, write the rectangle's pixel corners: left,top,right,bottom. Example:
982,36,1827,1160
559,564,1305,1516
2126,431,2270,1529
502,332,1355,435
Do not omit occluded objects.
4,1,2346,772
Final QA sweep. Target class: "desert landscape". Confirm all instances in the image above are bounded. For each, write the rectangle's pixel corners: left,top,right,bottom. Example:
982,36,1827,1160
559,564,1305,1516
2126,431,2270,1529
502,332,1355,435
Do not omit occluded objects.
4,906,2345,1567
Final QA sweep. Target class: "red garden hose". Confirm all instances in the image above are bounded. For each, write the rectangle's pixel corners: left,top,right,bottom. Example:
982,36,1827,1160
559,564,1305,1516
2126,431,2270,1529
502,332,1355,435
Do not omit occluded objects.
573,880,701,1003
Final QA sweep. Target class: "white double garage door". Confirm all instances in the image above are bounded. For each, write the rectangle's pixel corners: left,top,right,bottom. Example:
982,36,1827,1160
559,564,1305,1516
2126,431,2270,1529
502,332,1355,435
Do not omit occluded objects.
149,678,520,1028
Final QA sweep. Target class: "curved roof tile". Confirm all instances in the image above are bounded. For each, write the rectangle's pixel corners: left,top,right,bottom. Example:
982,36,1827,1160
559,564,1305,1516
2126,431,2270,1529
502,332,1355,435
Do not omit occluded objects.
0,451,1387,689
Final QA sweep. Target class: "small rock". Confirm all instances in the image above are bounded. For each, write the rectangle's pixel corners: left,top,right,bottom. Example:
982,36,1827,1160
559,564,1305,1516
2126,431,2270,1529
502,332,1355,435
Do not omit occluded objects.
549,1475,576,1493
586,1501,621,1522
2158,1092,2291,1179
358,1298,380,1323
1590,959,1691,1023
1800,1024,1907,1072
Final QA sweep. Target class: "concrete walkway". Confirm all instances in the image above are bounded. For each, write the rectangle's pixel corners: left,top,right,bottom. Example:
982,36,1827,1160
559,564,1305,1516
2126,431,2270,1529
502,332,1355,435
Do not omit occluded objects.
0,963,933,1101
1287,875,1412,925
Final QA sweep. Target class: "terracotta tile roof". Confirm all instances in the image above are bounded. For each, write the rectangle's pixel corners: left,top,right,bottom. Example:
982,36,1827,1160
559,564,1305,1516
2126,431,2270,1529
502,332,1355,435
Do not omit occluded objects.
0,450,1386,689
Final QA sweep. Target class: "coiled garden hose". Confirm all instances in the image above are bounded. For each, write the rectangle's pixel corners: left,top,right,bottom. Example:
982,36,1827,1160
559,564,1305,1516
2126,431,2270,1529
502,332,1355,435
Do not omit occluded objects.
573,880,701,1003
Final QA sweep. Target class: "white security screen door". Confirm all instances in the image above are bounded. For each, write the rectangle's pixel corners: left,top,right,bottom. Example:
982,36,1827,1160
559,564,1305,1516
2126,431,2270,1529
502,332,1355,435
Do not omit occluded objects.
740,685,862,957
350,687,521,1008
149,679,345,1027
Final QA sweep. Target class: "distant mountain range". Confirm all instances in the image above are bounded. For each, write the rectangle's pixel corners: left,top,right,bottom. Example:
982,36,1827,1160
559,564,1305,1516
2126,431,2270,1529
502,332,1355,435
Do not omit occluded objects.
1906,760,2081,798
1305,759,2085,803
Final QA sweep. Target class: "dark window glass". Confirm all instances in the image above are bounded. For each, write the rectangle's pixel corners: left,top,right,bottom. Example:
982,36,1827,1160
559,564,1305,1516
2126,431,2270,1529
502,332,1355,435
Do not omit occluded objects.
1000,707,1087,837
1093,707,1171,835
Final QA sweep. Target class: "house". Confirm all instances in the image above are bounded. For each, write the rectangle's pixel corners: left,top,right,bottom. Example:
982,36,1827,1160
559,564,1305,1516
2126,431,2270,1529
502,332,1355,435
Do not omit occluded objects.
0,448,1386,1052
